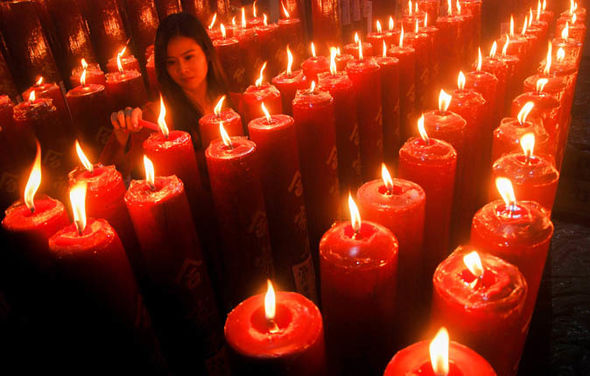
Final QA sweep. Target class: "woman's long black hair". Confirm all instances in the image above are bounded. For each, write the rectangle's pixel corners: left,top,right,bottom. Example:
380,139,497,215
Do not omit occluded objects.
154,13,229,139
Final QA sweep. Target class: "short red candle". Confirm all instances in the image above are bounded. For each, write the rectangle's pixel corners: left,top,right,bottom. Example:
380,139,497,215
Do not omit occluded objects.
105,70,148,111
346,57,383,180
22,80,70,125
511,91,562,149
320,219,398,374
248,115,317,299
398,137,457,284
205,137,274,309
388,44,416,144
492,117,554,161
224,290,326,375
292,87,339,250
106,53,140,73
198,107,243,149
317,70,362,193
241,82,282,126
69,62,106,88
272,70,307,115
214,36,243,92
301,55,330,82
66,84,111,149
431,246,528,376
343,41,374,58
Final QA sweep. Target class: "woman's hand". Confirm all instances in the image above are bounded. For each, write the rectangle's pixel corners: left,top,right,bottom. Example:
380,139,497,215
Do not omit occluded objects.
110,107,143,146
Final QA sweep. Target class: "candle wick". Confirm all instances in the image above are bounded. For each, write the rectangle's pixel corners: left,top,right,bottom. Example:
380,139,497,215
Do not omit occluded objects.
148,182,156,191
268,319,280,334
29,206,35,214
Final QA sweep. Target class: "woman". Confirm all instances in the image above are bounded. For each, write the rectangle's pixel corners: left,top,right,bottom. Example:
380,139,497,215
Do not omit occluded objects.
103,12,230,173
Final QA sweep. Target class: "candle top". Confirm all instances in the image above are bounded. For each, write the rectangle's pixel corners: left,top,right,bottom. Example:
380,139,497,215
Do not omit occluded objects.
320,220,398,270
206,136,256,160
105,69,142,83
143,130,192,153
248,113,294,131
292,87,333,107
473,200,553,245
301,55,330,71
243,82,281,100
272,69,306,85
224,291,323,358
388,45,416,57
213,36,239,47
49,218,117,256
67,83,105,97
481,57,509,76
71,62,102,76
13,97,55,121
68,164,125,199
255,23,279,33
277,17,301,25
492,152,559,186
317,71,353,91
358,178,425,210
400,137,457,165
345,57,381,74
513,91,560,113
450,88,486,109
125,175,184,206
524,74,567,94
424,110,466,134
374,55,400,68
495,117,551,147
235,27,256,40
2,195,67,232
200,107,241,125
434,246,528,311
335,53,354,66
465,70,499,87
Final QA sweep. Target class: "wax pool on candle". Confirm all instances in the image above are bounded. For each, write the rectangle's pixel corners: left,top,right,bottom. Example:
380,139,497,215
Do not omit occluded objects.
301,54,330,82
431,247,528,376
107,52,140,73
320,198,398,375
241,81,282,126
69,62,106,87
272,69,307,116
198,96,243,148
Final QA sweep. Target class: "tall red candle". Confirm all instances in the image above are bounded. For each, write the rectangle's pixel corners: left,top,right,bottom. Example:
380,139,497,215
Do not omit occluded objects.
248,113,317,300
436,10,462,82
432,247,527,376
82,0,128,66
198,95,244,149
420,17,440,106
66,79,111,150
214,30,243,92
277,15,305,65
272,48,308,116
255,20,281,76
374,50,400,165
225,282,326,375
206,134,274,310
22,77,71,126
105,69,147,111
405,24,430,111
241,62,282,126
389,37,416,145
235,26,262,89
301,43,330,82
320,197,398,375
343,39,374,59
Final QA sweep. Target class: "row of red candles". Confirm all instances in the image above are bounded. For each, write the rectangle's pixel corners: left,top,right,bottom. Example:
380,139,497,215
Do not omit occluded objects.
0,2,586,376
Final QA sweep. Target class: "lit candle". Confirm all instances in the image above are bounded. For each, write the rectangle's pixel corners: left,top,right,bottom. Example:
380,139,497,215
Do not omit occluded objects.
241,62,283,125
106,46,140,73
277,3,305,64
272,46,308,115
481,42,509,120
301,42,331,82
69,58,106,88
22,76,71,127
105,50,147,110
343,32,374,58
255,14,281,76
436,0,462,80
213,24,242,92
198,95,244,148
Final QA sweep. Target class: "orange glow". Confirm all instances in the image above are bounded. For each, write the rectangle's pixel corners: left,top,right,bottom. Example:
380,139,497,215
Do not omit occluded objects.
418,114,429,142
521,132,535,159
255,61,267,87
330,47,338,74
157,95,170,138
389,16,394,31
561,22,569,39
502,35,510,56
348,194,361,233
116,47,126,73
252,0,257,18
358,38,363,60
521,16,528,35
24,142,41,211
447,0,453,16
529,9,533,26
536,78,548,93
70,182,87,234
543,42,552,74
75,140,93,173
463,251,484,279
261,102,272,123
476,47,482,71
36,76,43,85
573,13,577,25
286,45,294,75
496,177,517,208
381,163,394,192
208,13,217,30
28,90,36,102
457,71,465,90
281,1,290,18
382,40,387,58
570,0,575,15
311,41,317,57
232,16,236,26
336,47,342,56
80,67,87,86
438,89,452,112
214,95,225,117
241,7,247,28
143,155,155,188
489,41,498,58
400,26,405,47
557,47,566,62
376,20,382,33
220,23,226,38
517,102,535,124
509,15,515,37
354,32,359,44
430,328,450,376
264,279,276,321
219,121,233,148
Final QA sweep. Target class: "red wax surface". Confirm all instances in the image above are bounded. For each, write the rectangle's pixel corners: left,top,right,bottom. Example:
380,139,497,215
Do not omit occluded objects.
432,246,527,376
69,63,106,88
492,153,559,211
22,82,70,125
106,54,140,73
420,0,441,22
317,71,362,193
497,35,528,61
241,83,282,126
248,115,316,299
402,14,426,31
66,84,111,149
146,54,158,96
0,96,19,206
471,200,554,321
224,291,326,375
206,137,274,309
405,31,430,110
367,32,396,52
388,45,416,144
399,137,457,283
436,16,462,80
343,41,374,59
105,70,147,111
557,19,586,43
550,37,583,66
292,87,339,250
301,56,330,82
198,108,244,148
524,74,568,102
384,338,496,375
214,37,243,92
511,91,562,145
272,70,308,115
356,178,426,343
320,220,398,374
335,53,354,72
492,117,554,162
346,58,383,180
235,28,262,88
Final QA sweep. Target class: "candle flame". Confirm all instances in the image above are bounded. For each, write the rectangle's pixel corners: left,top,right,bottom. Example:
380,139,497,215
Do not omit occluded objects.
80,65,87,86
381,163,394,192
348,194,361,233
75,140,93,173
430,328,450,376
389,16,394,31
311,42,316,57
382,40,387,58
264,279,276,321
143,155,155,187
220,23,226,38
376,20,382,33
502,35,510,56
281,1,290,18
330,47,338,74
409,0,413,16
400,26,405,47
261,102,272,123
457,71,466,90
24,142,41,211
536,78,548,93
521,132,536,159
537,0,542,21
496,177,517,208
241,7,247,28
415,18,419,33
116,52,124,73
521,16,528,35
310,80,316,93
36,76,43,86
543,0,546,11
255,61,267,87
232,16,236,26
70,182,87,234
456,0,461,15
447,0,452,16
354,32,359,44
438,89,452,112
358,38,363,60
214,95,226,117
557,47,566,62
252,0,257,17
517,102,535,124
510,15,515,37
572,12,577,25
81,58,88,69
418,114,429,142
208,13,217,30
287,45,293,75
157,95,170,138
219,121,233,148
28,90,36,102
561,22,569,39
570,0,575,15
463,251,484,279
263,13,268,26
543,42,552,74
424,13,428,27
476,47,482,71
489,41,498,57
529,8,534,26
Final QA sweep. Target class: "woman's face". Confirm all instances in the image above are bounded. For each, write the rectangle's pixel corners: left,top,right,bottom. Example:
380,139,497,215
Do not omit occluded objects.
166,36,208,92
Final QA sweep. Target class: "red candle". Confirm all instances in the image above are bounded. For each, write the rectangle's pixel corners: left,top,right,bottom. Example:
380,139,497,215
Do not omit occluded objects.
124,159,228,374
398,119,457,286
213,28,241,92
145,52,158,97
241,63,283,126
205,129,274,309
123,0,159,64
106,48,141,73
537,1,554,24
320,196,398,374
248,111,317,300
198,95,244,149
310,0,342,47
461,0,483,50
22,76,71,126
0,96,21,207
277,13,305,65
255,18,281,76
82,0,128,66
105,69,147,111
346,53,383,180
69,59,106,88
389,34,416,145
491,133,559,211
225,281,326,375
431,247,527,376
235,26,262,89
420,15,440,105
384,327,496,375
436,8,462,81
335,49,355,72
272,47,308,116
420,0,441,22
481,43,509,120
471,177,554,321
317,52,361,194
557,16,587,44
405,21,431,110
343,34,374,58
356,165,425,345
374,45,400,165
301,42,331,82
551,29,583,66
497,39,522,109
292,84,339,250
367,20,397,51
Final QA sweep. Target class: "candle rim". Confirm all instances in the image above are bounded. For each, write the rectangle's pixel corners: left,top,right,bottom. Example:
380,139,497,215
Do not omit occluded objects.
2,195,65,231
